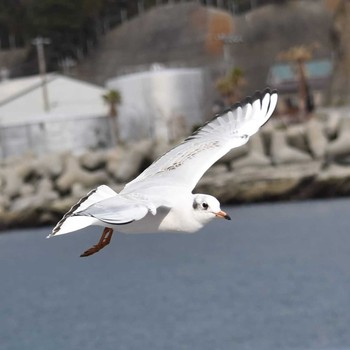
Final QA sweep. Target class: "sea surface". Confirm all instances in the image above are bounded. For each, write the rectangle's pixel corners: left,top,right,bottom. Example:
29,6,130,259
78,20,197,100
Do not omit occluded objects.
1,199,350,350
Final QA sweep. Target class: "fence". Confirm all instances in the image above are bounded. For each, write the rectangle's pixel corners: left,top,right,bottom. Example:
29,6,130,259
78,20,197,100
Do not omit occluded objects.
0,115,113,159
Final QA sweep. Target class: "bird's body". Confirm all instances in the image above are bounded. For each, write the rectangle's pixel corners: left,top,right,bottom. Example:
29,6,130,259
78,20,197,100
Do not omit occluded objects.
49,89,278,256
52,187,217,234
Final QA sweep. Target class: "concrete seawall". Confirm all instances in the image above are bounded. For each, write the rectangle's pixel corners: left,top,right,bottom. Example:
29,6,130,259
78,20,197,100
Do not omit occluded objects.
2,112,350,230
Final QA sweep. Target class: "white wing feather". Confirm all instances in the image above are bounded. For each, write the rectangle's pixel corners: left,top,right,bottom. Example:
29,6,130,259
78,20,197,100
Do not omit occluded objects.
122,89,277,194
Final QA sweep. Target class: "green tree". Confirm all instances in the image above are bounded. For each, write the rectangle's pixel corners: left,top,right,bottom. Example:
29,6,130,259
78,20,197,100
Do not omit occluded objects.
0,0,28,48
215,67,246,106
25,0,104,69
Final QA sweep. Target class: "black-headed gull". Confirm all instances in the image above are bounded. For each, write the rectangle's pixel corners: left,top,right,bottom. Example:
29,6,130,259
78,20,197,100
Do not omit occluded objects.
49,89,278,257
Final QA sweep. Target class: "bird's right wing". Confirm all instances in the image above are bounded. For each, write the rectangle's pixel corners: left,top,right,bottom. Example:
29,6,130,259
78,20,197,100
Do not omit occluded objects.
122,89,277,194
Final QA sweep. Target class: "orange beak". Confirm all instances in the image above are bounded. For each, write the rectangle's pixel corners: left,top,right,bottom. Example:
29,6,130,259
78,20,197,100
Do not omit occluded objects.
215,210,231,220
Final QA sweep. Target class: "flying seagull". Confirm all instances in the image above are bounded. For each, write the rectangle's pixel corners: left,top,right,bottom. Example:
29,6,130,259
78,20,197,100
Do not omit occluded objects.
48,89,278,257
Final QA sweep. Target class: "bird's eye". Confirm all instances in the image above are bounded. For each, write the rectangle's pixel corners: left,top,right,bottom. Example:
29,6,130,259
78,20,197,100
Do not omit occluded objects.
202,202,208,210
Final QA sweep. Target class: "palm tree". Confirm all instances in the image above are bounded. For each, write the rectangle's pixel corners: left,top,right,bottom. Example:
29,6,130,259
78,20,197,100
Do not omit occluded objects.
215,67,246,106
278,44,318,118
102,89,122,145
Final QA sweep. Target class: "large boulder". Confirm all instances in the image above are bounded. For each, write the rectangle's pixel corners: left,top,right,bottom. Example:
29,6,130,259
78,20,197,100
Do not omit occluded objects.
315,164,350,196
270,130,312,165
107,140,153,182
0,154,37,199
323,108,342,138
232,133,270,169
56,155,108,193
326,117,350,162
218,144,249,168
11,177,59,212
197,162,321,203
0,193,10,213
32,153,64,179
286,124,309,154
305,118,328,159
80,150,108,171
1,167,26,199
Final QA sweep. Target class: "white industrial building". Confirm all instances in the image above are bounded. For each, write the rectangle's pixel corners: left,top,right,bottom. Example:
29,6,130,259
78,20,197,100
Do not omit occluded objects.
0,67,208,159
0,74,112,158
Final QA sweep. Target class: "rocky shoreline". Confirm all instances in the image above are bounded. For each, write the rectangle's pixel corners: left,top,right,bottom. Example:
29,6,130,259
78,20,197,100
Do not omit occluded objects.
2,111,350,230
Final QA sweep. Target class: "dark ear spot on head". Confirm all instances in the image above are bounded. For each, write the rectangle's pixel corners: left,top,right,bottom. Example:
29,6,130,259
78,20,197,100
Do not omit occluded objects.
193,200,198,209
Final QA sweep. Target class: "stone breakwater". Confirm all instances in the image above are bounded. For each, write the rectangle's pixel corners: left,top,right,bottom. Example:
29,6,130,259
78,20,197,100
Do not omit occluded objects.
2,112,350,230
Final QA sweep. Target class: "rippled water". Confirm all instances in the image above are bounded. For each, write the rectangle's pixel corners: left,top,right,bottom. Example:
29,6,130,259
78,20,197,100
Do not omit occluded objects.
1,199,350,350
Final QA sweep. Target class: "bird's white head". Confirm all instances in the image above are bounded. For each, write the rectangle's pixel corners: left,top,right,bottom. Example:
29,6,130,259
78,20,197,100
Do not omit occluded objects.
192,194,231,226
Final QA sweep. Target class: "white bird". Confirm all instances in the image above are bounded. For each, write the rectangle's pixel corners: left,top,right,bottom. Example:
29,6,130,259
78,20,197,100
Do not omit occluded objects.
49,89,278,257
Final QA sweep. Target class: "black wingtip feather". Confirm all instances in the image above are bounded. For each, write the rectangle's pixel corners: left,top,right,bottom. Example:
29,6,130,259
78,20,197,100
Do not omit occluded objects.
50,188,98,236
221,88,277,118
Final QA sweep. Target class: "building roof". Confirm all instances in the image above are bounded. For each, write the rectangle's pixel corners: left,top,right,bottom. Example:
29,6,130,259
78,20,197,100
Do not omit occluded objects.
0,74,108,127
266,59,332,92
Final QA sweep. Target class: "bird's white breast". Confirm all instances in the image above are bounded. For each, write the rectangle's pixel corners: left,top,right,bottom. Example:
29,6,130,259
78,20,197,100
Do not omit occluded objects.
117,200,202,234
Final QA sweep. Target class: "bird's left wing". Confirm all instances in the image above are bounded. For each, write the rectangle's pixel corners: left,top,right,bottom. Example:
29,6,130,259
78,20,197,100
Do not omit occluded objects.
122,89,277,194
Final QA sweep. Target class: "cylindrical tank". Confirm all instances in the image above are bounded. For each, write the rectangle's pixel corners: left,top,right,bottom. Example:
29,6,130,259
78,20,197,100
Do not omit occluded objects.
106,66,206,143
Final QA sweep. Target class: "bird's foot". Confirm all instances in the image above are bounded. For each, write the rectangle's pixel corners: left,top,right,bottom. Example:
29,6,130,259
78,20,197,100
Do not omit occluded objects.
80,227,114,257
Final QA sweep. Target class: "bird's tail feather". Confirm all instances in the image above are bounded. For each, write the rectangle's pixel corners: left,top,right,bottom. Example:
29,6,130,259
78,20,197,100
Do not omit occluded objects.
48,185,117,238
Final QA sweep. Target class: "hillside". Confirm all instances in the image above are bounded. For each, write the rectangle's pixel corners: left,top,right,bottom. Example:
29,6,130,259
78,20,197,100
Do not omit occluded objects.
75,0,333,97
230,0,332,92
75,2,234,85
1,1,335,99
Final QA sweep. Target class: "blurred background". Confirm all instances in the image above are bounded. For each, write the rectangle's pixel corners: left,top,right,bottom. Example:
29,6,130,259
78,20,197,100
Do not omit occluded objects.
2,1,350,349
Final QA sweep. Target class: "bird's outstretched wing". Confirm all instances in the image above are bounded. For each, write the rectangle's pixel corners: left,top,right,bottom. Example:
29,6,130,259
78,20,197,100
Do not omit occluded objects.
122,89,277,194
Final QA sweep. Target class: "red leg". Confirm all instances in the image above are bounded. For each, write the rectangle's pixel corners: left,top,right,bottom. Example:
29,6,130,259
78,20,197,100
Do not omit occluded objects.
80,227,114,257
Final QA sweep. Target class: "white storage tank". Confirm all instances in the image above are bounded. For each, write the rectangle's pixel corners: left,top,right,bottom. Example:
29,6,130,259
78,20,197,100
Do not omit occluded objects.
106,66,206,143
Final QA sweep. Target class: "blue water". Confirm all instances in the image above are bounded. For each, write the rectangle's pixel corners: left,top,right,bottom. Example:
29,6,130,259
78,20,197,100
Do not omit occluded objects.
1,199,350,350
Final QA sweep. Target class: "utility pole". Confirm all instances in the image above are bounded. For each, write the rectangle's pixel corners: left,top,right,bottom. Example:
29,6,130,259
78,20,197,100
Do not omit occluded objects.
59,57,76,76
32,37,51,112
217,33,243,70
